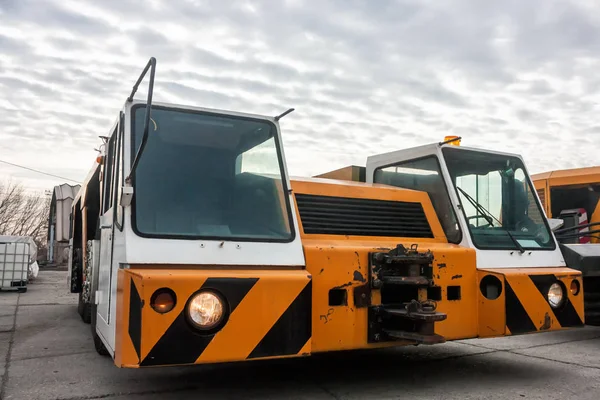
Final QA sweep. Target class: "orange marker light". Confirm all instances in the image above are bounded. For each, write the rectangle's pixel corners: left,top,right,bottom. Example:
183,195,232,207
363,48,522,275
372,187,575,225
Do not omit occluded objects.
570,279,580,295
151,289,177,314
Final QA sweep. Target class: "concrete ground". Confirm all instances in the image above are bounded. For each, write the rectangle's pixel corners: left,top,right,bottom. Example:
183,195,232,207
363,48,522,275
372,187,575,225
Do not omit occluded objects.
1,271,600,400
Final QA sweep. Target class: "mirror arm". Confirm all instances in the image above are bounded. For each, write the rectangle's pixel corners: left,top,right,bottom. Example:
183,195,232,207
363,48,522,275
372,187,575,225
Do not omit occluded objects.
126,57,157,185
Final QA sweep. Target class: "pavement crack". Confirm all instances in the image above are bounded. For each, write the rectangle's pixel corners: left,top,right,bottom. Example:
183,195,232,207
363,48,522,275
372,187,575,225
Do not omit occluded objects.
454,334,600,352
508,350,600,370
0,293,20,400
11,350,97,362
514,335,600,351
315,383,344,400
50,385,200,400
455,342,495,351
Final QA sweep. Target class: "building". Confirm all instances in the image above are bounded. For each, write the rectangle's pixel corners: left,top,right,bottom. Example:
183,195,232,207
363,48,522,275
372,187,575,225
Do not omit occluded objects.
47,183,80,265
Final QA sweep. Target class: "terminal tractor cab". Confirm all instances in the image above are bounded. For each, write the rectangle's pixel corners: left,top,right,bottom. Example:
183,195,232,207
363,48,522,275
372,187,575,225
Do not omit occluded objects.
319,136,583,335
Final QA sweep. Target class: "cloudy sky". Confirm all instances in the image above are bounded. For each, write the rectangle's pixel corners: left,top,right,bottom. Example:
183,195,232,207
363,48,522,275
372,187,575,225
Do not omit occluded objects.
1,0,600,194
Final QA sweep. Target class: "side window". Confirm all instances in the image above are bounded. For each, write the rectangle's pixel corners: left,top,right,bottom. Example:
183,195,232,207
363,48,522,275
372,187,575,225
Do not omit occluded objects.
373,156,462,244
232,135,291,237
102,129,116,214
235,136,280,175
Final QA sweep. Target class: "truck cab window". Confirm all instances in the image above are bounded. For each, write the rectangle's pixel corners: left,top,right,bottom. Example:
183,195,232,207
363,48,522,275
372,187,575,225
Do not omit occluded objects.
373,156,462,244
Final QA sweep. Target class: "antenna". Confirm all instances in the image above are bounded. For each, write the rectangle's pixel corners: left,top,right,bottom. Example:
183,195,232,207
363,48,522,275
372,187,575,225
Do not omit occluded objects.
274,108,295,121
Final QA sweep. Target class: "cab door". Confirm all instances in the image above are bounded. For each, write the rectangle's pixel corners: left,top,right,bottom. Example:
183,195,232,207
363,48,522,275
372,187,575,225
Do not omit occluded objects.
96,124,119,347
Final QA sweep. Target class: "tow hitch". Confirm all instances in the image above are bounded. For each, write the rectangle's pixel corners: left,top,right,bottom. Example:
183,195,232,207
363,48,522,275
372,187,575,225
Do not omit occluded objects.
365,244,446,345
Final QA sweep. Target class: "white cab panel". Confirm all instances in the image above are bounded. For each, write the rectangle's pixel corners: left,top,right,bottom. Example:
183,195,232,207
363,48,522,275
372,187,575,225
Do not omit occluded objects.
365,143,566,269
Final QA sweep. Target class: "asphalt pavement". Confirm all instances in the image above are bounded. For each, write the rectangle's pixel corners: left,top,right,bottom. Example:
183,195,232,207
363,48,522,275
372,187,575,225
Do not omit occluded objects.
1,270,600,400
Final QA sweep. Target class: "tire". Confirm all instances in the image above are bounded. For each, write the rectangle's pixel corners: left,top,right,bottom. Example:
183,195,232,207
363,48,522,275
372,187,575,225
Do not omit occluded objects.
90,303,109,356
17,287,27,293
77,292,85,317
82,304,91,324
78,292,91,324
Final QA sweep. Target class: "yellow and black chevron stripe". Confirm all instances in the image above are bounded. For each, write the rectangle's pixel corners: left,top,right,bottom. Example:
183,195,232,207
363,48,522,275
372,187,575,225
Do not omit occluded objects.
505,274,583,333
478,268,584,337
115,269,312,368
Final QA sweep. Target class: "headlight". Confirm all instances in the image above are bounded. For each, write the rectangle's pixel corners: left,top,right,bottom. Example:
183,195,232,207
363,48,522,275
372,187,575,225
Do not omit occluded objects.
186,291,225,330
547,283,564,308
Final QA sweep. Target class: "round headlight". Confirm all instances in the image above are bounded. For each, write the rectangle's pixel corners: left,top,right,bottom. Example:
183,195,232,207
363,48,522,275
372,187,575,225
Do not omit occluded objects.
186,291,225,330
547,283,564,308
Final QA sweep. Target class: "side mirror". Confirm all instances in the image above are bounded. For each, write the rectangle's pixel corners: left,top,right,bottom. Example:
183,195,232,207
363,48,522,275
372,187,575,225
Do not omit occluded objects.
548,218,564,232
120,186,134,207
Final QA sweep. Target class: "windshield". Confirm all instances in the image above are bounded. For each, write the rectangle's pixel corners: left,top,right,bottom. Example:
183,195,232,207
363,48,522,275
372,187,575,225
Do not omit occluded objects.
130,105,294,242
442,147,554,250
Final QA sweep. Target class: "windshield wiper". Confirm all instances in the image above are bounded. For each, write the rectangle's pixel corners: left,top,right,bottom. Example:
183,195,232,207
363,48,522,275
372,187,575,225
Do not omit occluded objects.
456,186,525,254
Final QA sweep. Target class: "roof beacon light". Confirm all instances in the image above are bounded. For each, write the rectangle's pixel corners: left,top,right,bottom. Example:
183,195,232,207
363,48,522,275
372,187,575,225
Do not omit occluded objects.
443,136,461,146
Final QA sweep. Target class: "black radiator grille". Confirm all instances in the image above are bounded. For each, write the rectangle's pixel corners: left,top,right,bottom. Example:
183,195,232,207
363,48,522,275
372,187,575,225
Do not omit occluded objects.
295,194,434,238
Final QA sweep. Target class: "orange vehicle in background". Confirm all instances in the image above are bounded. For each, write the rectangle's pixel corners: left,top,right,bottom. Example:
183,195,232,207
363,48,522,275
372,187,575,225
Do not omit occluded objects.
532,166,600,325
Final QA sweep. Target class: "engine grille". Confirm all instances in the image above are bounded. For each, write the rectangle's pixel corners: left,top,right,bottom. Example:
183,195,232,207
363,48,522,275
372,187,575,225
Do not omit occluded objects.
295,194,434,238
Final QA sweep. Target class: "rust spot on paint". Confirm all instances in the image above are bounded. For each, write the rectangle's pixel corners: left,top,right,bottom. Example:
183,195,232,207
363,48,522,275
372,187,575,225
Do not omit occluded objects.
451,274,462,280
319,268,324,275
355,251,361,269
540,313,552,330
353,270,366,283
332,282,353,290
438,263,447,269
320,308,334,324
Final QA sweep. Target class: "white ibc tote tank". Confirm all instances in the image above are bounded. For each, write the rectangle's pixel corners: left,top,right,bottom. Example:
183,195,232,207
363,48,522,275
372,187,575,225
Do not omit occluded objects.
0,235,39,292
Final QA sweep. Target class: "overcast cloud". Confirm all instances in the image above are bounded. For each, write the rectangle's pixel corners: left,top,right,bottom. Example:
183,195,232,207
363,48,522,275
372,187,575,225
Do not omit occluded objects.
1,0,600,192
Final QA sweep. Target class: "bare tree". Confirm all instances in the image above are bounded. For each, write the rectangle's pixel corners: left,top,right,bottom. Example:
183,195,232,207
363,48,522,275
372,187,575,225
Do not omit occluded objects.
0,179,51,252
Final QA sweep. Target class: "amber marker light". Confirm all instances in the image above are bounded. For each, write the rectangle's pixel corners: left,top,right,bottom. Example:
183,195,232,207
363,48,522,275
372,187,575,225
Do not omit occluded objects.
150,288,177,314
444,135,461,146
570,279,581,296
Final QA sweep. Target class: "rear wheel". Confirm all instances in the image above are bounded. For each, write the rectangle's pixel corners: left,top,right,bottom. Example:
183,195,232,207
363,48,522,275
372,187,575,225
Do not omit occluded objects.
77,293,84,316
90,303,109,356
78,291,91,324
